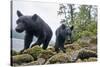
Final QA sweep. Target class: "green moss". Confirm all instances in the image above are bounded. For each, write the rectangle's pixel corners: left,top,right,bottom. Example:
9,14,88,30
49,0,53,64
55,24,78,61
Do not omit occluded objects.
11,50,19,56
28,61,39,65
47,47,55,52
77,38,90,48
38,50,55,60
90,36,97,44
87,57,97,61
12,54,34,65
65,43,81,50
45,53,70,64
23,45,43,60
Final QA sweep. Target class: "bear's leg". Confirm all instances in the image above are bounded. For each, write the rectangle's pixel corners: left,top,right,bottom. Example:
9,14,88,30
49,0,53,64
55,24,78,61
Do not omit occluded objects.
31,36,45,48
54,45,59,53
42,36,52,50
20,33,33,53
60,44,66,53
54,40,60,53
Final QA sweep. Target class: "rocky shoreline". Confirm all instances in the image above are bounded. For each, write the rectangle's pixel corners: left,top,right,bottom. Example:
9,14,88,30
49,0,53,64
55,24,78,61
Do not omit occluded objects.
11,36,97,66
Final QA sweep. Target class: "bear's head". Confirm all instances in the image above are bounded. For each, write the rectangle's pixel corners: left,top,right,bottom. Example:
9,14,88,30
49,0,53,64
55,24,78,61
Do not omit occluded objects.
15,10,38,33
62,24,74,44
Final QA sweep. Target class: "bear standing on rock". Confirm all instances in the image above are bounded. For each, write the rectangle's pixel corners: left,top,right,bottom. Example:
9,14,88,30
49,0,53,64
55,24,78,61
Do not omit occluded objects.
15,10,53,52
54,24,73,53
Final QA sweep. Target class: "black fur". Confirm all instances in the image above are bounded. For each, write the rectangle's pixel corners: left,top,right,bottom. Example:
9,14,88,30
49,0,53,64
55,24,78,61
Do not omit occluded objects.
54,24,73,53
15,10,53,52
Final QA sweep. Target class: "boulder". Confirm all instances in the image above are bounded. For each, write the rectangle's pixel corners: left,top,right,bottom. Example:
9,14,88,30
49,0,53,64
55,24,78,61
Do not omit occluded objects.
12,54,34,65
38,50,55,60
78,49,97,60
45,53,70,64
11,50,19,56
23,45,43,60
70,49,97,62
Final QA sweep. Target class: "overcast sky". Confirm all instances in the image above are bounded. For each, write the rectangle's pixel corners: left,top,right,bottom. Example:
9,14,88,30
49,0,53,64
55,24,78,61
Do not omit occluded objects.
12,1,63,41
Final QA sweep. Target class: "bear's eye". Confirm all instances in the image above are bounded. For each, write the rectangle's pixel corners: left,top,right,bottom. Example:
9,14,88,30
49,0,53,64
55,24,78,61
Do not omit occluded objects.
16,19,22,24
16,19,25,24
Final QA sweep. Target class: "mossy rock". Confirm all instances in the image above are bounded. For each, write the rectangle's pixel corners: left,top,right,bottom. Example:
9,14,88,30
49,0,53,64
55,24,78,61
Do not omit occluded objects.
37,58,46,65
84,46,97,52
38,50,55,60
78,49,97,60
11,50,19,56
87,57,97,62
65,43,81,50
23,45,43,60
77,37,91,48
82,57,97,62
75,59,82,63
12,54,34,65
90,36,97,44
70,49,97,62
47,47,55,52
27,61,39,65
21,58,46,66
45,53,70,64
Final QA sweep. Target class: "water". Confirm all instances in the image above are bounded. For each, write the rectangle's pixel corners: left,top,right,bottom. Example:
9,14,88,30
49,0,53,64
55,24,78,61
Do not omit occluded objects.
12,38,54,52
12,38,24,52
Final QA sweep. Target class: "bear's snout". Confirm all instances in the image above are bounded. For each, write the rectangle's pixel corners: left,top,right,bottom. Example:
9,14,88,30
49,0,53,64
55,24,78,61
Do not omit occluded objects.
15,27,24,33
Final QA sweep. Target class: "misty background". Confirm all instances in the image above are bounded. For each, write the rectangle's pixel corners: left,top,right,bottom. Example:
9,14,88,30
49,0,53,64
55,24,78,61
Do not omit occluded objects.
11,1,97,51
12,1,62,51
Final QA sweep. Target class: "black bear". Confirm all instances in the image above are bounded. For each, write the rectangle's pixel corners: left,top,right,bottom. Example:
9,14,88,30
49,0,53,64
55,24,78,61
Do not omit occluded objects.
54,24,73,53
15,10,53,52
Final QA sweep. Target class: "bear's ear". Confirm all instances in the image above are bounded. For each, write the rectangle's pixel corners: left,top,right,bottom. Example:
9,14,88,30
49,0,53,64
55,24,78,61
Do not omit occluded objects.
32,14,38,21
61,24,66,29
17,10,23,17
70,25,74,31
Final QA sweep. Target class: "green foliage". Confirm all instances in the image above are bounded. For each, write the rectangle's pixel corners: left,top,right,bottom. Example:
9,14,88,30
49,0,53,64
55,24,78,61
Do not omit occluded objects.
72,21,97,41
58,4,97,41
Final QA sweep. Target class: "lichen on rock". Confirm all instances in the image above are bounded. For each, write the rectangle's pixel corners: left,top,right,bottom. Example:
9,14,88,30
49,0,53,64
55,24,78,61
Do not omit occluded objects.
12,54,34,65
45,53,70,64
38,50,55,60
23,45,43,60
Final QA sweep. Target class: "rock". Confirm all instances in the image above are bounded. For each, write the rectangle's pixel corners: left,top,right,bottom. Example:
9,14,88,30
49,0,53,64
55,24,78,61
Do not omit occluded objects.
78,49,97,60
22,58,45,65
70,49,97,62
38,50,55,60
84,46,97,52
70,50,81,62
12,63,19,66
11,50,19,56
12,54,34,65
47,47,55,52
77,36,97,48
23,45,43,60
65,43,81,50
87,57,97,62
82,57,97,62
45,53,70,64
75,59,82,63
77,37,90,47
90,36,97,44
37,58,46,65
26,61,39,65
